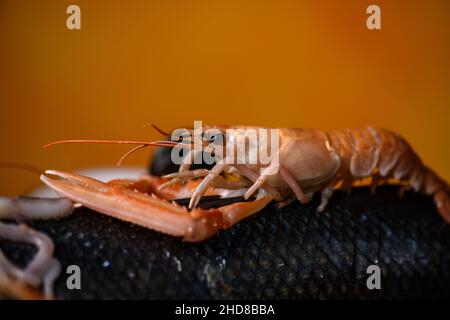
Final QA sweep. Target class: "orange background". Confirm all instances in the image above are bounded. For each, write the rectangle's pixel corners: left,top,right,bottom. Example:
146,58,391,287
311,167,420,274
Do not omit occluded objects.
0,0,449,196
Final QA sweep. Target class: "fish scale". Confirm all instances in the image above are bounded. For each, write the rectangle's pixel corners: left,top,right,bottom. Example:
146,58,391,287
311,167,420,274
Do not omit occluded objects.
1,185,449,299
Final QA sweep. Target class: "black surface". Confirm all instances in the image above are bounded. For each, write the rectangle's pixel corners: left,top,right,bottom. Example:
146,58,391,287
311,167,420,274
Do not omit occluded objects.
1,186,450,299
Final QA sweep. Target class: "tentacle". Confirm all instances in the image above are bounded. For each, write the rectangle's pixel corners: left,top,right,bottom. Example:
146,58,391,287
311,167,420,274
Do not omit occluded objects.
0,196,73,299
0,222,54,287
0,243,39,286
0,196,75,221
42,258,61,299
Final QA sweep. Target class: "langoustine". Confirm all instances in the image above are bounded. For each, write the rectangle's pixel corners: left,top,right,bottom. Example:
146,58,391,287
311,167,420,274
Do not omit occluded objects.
0,126,449,298
40,126,450,240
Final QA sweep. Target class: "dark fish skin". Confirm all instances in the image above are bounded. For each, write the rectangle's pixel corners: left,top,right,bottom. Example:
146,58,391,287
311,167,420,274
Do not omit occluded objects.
1,186,450,299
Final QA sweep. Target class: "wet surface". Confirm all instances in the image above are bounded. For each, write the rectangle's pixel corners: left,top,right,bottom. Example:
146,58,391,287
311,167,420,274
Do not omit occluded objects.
1,186,450,299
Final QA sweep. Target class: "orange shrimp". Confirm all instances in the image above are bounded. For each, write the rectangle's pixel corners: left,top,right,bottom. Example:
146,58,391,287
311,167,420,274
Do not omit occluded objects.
39,126,449,242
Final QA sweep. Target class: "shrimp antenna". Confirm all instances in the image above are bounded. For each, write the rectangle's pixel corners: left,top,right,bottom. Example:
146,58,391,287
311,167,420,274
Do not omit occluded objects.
150,124,171,137
43,138,208,166
43,140,179,148
42,139,196,166
116,138,204,166
116,144,148,166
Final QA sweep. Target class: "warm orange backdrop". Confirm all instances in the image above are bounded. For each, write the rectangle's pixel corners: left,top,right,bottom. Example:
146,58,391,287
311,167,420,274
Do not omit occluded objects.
1,0,449,196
